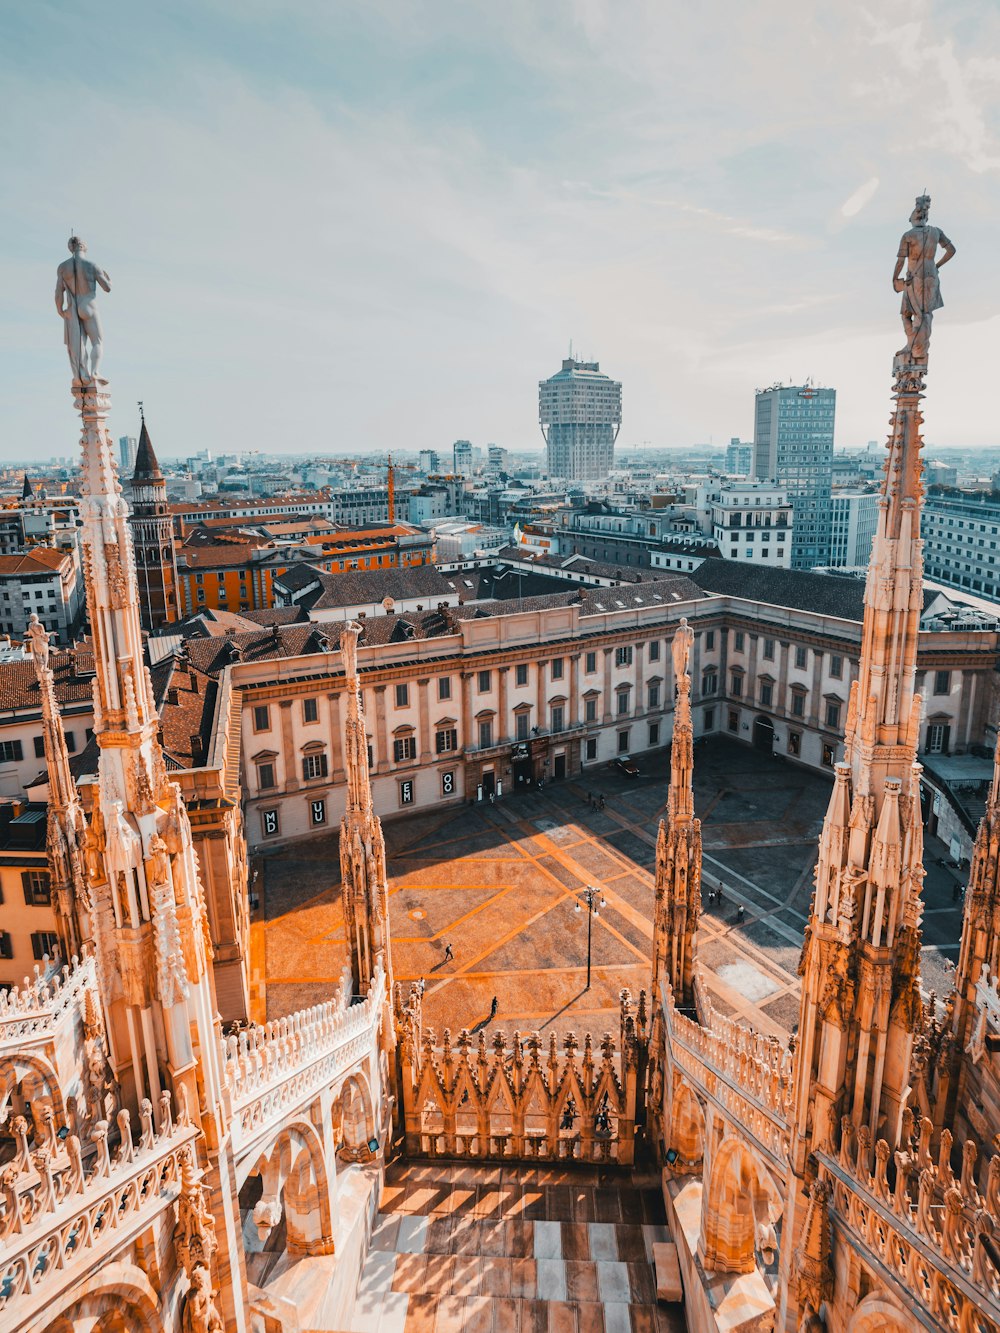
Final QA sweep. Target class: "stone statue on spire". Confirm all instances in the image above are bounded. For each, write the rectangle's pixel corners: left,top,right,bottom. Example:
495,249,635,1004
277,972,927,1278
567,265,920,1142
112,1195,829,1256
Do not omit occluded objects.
893,195,955,366
26,613,51,672
55,236,111,384
671,617,694,683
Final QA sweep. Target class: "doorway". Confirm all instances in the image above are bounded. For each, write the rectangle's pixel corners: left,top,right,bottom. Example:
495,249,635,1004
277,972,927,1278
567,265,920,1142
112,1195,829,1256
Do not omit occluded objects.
482,770,496,798
553,753,567,781
752,716,775,754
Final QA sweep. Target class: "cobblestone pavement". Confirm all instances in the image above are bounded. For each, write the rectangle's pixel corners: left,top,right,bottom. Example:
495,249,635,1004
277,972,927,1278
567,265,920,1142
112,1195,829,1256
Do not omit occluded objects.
257,738,967,1037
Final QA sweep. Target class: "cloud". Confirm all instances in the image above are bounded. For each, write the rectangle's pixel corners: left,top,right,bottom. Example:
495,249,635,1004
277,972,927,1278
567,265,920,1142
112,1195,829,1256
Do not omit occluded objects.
840,177,881,219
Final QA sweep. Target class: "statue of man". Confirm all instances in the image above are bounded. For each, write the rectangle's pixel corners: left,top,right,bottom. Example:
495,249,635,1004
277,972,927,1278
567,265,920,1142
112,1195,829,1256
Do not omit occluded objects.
893,195,955,364
26,614,50,671
671,616,695,682
54,236,111,384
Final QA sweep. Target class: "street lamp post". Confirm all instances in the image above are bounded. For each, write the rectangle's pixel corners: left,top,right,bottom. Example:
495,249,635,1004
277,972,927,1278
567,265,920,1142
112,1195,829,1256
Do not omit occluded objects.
575,884,607,990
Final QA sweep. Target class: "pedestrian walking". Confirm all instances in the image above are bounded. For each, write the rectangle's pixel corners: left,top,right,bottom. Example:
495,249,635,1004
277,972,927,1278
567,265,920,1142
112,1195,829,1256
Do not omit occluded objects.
490,996,499,1019
444,943,454,963
737,904,745,923
599,794,605,810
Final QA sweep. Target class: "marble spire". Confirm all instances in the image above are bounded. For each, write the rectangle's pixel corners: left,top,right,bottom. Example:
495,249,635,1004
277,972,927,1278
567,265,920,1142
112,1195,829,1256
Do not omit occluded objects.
340,621,394,1000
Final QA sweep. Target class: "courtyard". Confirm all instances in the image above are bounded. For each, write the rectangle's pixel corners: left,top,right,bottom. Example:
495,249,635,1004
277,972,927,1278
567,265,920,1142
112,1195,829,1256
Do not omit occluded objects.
254,737,967,1040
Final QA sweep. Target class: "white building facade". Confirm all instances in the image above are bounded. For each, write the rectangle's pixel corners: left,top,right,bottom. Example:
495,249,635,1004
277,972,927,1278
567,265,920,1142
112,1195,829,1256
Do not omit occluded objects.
829,490,879,567
708,481,794,567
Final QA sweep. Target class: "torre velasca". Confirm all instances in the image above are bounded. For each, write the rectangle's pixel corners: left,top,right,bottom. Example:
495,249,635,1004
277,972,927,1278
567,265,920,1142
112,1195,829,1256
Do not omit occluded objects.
539,355,622,481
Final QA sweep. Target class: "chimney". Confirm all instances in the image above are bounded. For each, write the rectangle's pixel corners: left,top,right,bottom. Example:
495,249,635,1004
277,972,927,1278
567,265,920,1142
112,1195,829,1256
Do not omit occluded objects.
189,734,205,765
189,671,199,695
167,686,179,706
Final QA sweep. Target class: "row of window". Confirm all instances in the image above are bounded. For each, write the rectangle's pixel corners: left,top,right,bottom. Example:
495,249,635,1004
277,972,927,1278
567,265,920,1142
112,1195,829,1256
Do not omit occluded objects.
0,929,60,962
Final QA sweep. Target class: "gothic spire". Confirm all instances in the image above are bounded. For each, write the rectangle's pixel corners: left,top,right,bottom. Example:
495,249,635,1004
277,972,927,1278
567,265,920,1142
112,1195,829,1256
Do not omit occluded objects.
132,414,163,481
21,472,33,500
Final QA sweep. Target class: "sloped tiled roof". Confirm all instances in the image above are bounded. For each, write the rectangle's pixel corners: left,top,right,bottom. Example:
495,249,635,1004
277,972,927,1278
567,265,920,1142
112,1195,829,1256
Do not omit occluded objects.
0,648,95,713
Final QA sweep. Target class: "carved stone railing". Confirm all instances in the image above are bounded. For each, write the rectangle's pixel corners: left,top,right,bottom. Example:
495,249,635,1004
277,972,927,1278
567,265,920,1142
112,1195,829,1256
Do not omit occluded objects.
397,986,643,1166
222,966,384,1155
817,1123,1000,1333
0,1090,198,1327
0,954,96,1050
667,978,793,1116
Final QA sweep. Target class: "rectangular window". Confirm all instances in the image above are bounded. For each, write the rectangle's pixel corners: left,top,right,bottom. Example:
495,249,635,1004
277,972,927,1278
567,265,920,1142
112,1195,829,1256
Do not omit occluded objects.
393,735,417,762
438,676,452,701
261,808,279,838
647,682,660,709
441,770,456,797
794,646,808,670
585,698,598,723
934,670,951,696
648,722,660,746
253,705,270,733
551,706,565,734
550,658,564,681
822,743,835,768
516,712,530,740
703,707,714,732
728,709,739,733
615,646,633,668
617,691,630,715
702,671,717,695
648,641,660,662
926,723,949,754
478,670,491,693
257,762,276,790
0,741,23,763
585,652,597,674
825,701,841,729
399,779,415,806
829,654,843,679
478,719,493,749
585,737,598,761
705,631,715,651
310,798,326,827
63,731,76,754
760,681,773,707
22,870,51,906
436,728,457,754
617,729,630,754
763,638,775,661
302,752,329,781
31,932,60,961
734,631,745,652
0,932,11,960
515,663,529,686
395,683,409,708
788,731,801,757
791,692,805,718
730,673,743,697
33,736,45,758
303,697,318,723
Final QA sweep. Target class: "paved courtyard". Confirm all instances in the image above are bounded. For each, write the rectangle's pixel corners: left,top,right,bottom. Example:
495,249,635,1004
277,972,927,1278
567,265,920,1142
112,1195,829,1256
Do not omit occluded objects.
255,738,968,1039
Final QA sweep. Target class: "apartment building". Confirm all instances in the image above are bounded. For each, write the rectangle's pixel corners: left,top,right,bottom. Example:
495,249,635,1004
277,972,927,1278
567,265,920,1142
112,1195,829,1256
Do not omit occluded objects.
179,560,998,847
923,489,1000,601
707,481,793,568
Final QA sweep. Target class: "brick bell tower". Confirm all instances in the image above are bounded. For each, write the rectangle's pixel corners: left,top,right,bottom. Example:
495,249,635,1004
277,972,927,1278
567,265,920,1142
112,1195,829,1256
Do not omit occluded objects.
128,405,179,629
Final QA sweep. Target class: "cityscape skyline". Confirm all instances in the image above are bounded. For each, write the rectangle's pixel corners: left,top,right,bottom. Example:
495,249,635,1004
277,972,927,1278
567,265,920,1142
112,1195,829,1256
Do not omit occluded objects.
3,2,999,463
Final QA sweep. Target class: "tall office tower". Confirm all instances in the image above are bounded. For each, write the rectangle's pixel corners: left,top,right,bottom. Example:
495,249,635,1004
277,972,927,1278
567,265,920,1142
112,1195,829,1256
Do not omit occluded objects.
453,440,473,477
419,449,440,474
118,434,137,473
752,383,835,569
129,415,180,629
724,438,753,476
487,444,508,474
539,357,622,481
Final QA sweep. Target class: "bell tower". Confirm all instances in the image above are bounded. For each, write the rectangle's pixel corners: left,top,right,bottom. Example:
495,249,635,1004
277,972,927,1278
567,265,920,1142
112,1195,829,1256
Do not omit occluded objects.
128,407,179,630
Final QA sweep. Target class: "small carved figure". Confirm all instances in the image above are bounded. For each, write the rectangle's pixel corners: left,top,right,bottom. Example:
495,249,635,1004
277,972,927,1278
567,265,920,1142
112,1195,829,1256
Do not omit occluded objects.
26,614,50,671
54,237,111,384
671,617,695,681
893,195,955,364
182,1265,224,1333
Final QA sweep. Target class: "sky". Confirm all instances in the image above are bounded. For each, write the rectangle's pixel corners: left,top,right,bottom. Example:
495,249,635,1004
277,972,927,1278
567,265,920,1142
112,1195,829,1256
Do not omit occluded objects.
3,0,1000,462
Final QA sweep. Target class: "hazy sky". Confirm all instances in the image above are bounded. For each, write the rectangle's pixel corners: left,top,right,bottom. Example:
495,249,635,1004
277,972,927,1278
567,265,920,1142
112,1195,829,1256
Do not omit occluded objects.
4,1,999,462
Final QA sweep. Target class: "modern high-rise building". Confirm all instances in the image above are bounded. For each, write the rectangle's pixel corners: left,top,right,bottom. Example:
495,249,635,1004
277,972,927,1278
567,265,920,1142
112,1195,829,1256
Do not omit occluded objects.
419,450,440,475
539,357,621,481
752,383,835,569
452,440,473,477
829,490,879,568
724,438,754,476
923,489,1000,600
487,444,508,474
118,434,137,473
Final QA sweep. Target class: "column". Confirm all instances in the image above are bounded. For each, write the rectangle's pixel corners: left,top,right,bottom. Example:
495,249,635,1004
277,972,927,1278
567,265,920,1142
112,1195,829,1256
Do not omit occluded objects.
279,699,299,792
809,651,824,729
373,685,389,774
327,691,344,781
536,660,546,726
746,633,760,712
602,648,613,724
460,672,473,749
569,653,581,727
498,666,509,743
633,642,644,718
776,640,791,716
417,677,431,763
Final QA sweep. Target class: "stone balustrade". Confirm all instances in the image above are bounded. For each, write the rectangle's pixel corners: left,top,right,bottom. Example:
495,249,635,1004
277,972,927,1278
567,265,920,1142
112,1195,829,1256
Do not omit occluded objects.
818,1123,1000,1333
222,965,385,1155
664,976,793,1130
0,1089,198,1325
0,954,96,1050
